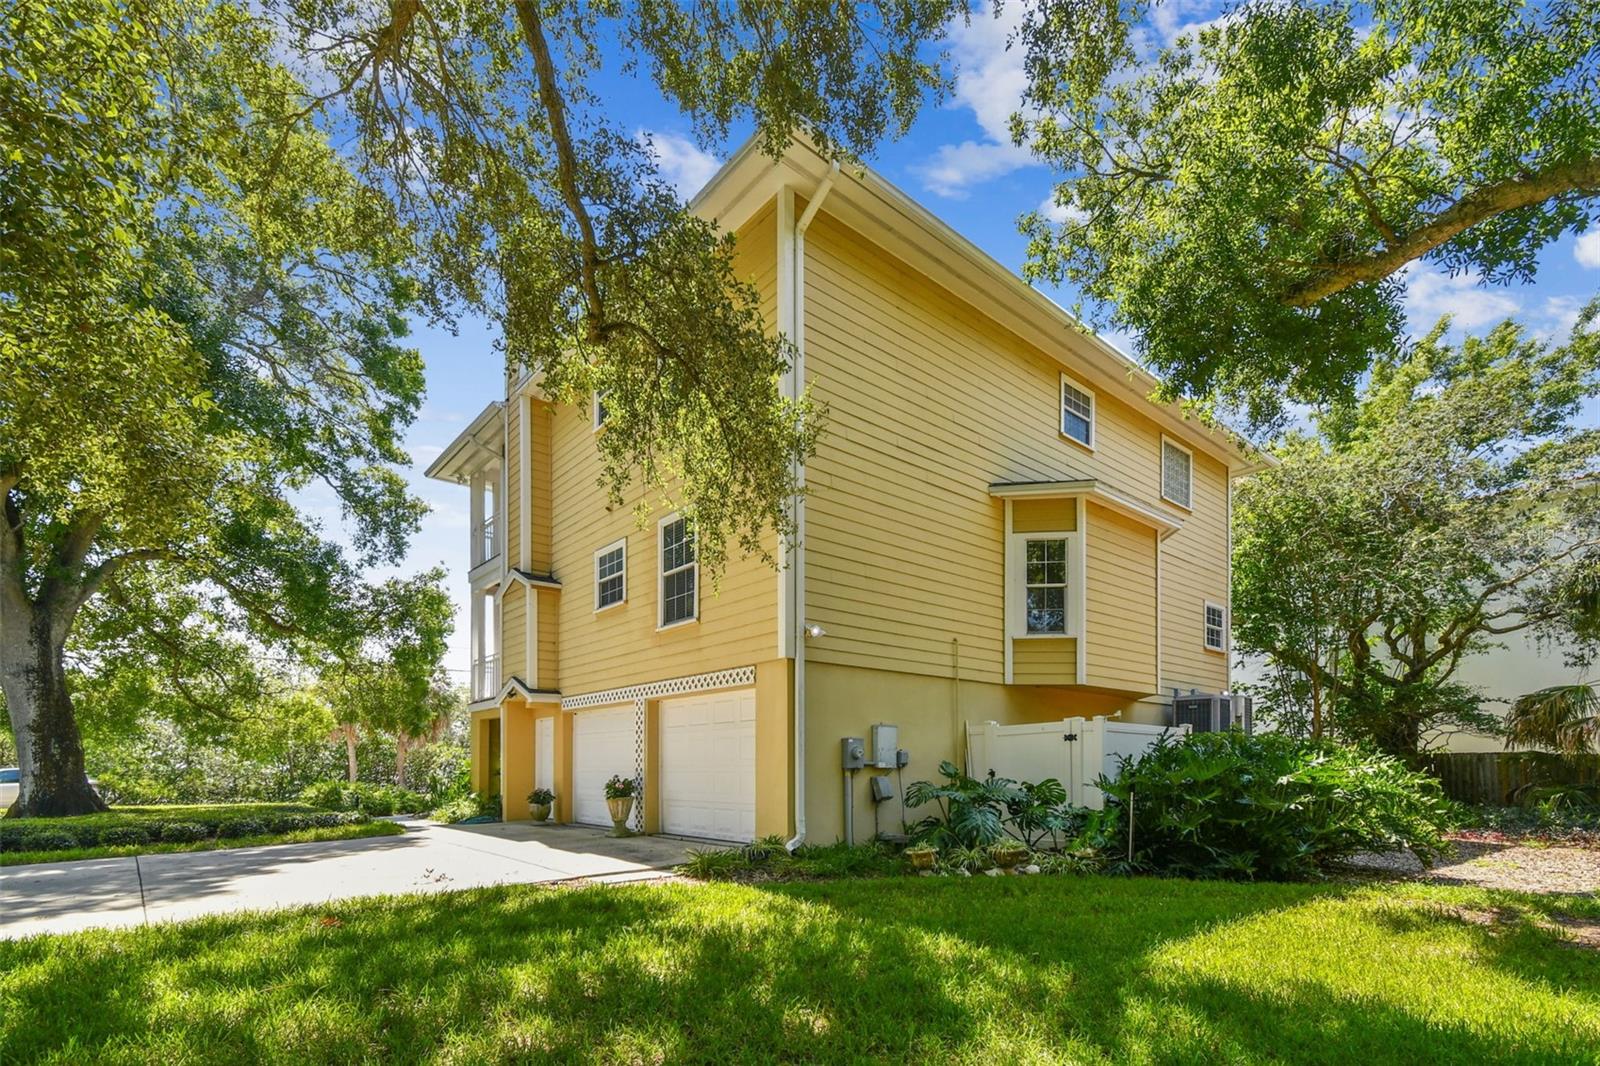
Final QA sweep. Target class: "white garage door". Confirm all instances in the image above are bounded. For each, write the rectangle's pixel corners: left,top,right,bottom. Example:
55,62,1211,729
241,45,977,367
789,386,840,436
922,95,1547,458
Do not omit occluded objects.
572,705,636,827
660,688,756,842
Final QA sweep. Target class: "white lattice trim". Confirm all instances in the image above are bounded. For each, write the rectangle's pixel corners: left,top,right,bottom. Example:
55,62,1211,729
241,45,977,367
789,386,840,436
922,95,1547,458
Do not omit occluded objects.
561,666,756,710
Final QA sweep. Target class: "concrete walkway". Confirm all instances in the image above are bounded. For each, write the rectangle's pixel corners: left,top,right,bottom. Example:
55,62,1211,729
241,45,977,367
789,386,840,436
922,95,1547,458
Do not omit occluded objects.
0,820,695,939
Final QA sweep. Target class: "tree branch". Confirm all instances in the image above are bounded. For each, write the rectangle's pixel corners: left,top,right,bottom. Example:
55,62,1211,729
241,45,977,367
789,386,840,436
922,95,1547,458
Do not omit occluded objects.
1282,155,1600,307
513,1,607,331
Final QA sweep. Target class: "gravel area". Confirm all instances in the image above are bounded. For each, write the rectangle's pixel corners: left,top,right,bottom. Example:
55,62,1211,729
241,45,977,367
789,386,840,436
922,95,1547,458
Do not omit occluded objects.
1346,837,1598,895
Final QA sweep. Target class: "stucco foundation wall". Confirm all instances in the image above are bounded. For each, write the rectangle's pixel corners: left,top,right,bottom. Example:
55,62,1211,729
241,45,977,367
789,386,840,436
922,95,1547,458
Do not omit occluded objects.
802,659,1142,845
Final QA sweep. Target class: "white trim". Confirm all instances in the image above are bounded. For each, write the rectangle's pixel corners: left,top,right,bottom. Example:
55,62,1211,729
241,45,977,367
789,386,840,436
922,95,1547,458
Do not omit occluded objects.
1075,496,1088,684
1160,435,1194,511
657,512,699,630
1203,600,1228,654
1059,372,1096,450
776,186,797,662
1002,499,1014,684
1225,477,1234,689
561,666,756,710
988,480,1183,533
518,393,532,570
591,390,607,432
593,538,628,612
1004,529,1083,641
527,582,539,689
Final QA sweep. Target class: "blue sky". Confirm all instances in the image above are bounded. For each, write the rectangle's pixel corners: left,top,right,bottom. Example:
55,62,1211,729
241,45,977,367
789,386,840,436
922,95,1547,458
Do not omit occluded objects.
362,2,1600,680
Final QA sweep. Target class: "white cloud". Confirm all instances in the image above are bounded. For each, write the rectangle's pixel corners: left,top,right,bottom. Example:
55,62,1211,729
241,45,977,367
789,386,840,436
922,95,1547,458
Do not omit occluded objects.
1403,265,1520,332
636,130,722,199
1037,194,1089,225
914,2,1035,197
1575,230,1600,269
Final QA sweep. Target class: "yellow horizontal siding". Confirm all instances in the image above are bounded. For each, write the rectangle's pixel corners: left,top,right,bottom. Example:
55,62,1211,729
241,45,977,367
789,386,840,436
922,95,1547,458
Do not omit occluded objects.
531,403,554,573
801,210,1230,694
505,398,522,568
1160,449,1230,693
545,209,780,697
1084,504,1157,693
1012,638,1076,685
501,585,526,681
1013,497,1076,533
537,586,559,689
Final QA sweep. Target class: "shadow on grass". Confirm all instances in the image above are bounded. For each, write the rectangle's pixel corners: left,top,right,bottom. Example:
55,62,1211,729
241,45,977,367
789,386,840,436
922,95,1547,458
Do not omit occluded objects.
2,877,1597,1064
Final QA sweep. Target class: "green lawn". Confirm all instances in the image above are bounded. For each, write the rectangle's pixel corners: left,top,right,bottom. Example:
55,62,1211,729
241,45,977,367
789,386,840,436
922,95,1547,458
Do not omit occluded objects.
1,877,1595,1064
0,803,401,866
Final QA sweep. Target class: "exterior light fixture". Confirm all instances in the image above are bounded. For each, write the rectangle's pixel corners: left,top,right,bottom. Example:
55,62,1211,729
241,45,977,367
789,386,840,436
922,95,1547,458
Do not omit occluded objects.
803,622,827,639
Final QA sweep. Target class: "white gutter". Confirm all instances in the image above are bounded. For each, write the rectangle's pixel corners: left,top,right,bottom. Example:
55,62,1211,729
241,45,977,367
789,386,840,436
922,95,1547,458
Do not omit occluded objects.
785,160,839,853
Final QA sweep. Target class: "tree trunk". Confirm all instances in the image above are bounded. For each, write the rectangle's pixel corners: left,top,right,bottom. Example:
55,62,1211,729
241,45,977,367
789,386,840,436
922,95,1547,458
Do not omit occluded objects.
395,734,408,789
0,606,107,817
343,724,358,783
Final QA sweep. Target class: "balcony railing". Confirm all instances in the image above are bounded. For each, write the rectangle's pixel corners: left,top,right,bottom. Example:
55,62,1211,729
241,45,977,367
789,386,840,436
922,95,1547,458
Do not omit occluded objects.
473,516,499,567
473,654,499,702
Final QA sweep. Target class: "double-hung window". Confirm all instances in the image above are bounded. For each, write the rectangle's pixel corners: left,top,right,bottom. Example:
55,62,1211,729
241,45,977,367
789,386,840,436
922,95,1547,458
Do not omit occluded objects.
1161,437,1193,509
1060,375,1095,448
1024,538,1069,635
594,540,626,611
1006,528,1080,640
1204,601,1227,652
659,515,697,627
592,391,608,430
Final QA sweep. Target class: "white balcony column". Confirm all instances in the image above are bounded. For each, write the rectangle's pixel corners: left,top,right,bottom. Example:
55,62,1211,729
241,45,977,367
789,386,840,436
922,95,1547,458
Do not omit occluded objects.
469,470,486,568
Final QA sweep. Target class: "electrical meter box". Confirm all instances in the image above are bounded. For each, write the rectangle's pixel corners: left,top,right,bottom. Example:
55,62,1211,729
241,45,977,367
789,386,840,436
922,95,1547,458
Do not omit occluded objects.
870,724,899,769
841,737,866,770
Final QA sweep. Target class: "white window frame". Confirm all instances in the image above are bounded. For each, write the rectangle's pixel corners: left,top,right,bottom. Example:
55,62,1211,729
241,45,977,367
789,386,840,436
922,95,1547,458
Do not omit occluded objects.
1161,435,1194,510
591,390,607,432
1204,600,1227,653
1005,530,1082,640
1059,373,1096,449
657,513,698,630
593,539,627,613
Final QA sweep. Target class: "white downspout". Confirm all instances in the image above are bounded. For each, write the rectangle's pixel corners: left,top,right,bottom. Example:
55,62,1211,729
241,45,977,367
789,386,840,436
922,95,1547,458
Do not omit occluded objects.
786,160,839,853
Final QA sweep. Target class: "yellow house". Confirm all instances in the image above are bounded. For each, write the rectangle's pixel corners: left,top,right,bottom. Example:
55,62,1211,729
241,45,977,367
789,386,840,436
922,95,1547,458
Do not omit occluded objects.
426,136,1259,845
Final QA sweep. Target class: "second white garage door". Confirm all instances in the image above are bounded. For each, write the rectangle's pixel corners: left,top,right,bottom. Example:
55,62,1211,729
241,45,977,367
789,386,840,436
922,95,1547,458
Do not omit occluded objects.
660,688,756,842
572,705,636,828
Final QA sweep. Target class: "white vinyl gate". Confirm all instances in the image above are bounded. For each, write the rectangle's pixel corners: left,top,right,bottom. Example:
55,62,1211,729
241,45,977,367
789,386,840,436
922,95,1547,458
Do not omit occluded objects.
966,716,1188,809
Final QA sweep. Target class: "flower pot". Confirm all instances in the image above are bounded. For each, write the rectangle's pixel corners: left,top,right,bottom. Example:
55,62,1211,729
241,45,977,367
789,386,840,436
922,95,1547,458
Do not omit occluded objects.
989,843,1028,871
606,795,634,834
906,849,937,871
529,803,551,823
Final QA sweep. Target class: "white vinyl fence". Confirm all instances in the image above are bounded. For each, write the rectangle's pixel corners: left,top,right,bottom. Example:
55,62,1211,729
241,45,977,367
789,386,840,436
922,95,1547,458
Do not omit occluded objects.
966,716,1190,809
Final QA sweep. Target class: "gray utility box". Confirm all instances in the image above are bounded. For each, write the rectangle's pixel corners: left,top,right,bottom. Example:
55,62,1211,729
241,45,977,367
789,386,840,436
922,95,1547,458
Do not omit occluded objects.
1172,693,1253,734
870,724,899,769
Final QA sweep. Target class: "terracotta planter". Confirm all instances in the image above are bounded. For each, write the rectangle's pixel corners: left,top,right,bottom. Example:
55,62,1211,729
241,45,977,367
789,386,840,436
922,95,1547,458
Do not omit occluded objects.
529,803,551,823
606,795,634,832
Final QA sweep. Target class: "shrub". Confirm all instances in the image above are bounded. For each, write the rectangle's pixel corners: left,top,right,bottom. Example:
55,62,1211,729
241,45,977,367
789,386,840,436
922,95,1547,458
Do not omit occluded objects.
158,822,211,844
19,830,79,853
905,761,1085,849
431,791,499,823
98,827,154,847
604,775,637,800
297,781,429,816
216,819,268,839
528,788,555,807
1089,731,1452,880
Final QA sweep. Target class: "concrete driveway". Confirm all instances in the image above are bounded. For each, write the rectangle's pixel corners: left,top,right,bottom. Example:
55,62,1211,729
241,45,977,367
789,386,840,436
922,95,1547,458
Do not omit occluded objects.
0,820,695,940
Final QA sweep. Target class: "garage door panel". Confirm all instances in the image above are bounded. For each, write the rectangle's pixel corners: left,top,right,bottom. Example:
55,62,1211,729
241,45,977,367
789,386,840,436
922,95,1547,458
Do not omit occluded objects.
572,705,635,828
660,688,756,842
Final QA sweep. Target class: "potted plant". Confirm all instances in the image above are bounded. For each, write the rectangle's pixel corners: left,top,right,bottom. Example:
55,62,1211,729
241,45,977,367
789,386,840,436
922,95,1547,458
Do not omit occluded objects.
905,842,938,871
988,839,1028,872
527,788,555,823
604,775,638,836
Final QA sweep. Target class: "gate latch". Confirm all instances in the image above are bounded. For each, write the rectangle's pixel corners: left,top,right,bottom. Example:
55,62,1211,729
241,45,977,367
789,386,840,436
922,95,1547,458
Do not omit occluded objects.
1063,732,1078,742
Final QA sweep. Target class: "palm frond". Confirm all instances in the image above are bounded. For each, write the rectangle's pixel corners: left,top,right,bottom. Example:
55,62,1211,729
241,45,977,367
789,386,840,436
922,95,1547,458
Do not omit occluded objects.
1506,684,1600,756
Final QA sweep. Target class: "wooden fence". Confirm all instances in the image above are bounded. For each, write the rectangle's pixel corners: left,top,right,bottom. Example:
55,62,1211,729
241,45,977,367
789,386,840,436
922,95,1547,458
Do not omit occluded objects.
1421,751,1600,806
